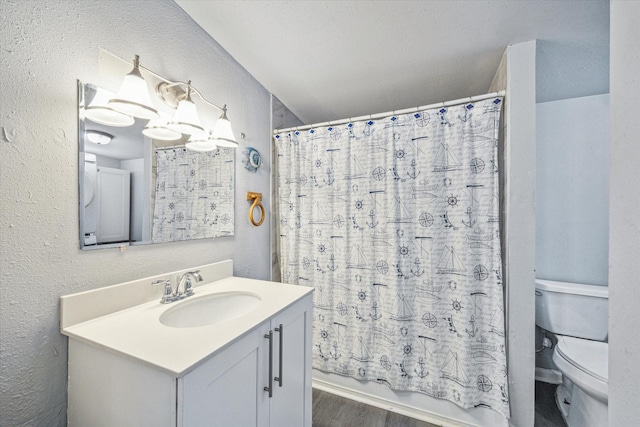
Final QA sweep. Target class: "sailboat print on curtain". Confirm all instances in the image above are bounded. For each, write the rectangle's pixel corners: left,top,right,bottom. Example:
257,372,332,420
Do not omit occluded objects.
440,350,470,387
433,143,463,172
436,246,467,275
275,96,509,418
390,294,415,321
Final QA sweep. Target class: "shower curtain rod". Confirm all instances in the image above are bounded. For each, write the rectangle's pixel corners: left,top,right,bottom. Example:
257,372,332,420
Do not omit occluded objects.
273,89,506,134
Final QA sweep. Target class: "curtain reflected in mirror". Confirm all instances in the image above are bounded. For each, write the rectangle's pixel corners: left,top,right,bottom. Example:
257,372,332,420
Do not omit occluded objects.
152,147,233,242
78,81,234,250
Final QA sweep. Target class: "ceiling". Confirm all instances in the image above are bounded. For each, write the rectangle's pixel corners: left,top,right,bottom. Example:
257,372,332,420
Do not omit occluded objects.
175,0,609,126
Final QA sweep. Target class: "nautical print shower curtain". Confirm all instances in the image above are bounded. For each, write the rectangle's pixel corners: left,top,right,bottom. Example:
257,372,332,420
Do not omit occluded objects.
152,147,234,242
275,96,509,417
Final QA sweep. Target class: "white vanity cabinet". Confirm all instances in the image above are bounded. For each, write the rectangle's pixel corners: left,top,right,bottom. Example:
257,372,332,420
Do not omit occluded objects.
66,290,312,427
179,295,312,427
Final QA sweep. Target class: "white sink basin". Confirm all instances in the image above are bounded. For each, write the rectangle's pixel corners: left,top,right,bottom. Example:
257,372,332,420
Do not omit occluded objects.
160,292,262,328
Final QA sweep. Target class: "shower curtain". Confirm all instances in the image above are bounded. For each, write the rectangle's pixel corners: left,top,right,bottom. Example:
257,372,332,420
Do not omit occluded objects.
275,95,509,417
152,147,234,242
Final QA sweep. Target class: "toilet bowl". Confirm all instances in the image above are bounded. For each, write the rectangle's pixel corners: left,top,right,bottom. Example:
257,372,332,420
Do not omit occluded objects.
553,336,608,427
535,279,608,427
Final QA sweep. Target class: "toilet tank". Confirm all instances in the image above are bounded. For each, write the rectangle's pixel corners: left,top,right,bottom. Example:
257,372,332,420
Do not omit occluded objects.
535,279,608,341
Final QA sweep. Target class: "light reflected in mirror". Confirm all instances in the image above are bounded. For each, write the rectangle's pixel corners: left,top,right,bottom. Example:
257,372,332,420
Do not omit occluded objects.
78,81,234,250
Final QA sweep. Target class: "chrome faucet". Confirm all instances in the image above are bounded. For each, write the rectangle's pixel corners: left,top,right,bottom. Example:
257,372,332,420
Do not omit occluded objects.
151,270,203,304
175,270,203,299
151,278,175,304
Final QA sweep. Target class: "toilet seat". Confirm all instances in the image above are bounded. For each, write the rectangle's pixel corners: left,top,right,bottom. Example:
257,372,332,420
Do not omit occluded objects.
553,336,608,402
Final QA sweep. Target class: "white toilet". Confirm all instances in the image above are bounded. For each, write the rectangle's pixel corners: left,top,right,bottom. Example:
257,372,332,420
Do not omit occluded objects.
535,279,608,427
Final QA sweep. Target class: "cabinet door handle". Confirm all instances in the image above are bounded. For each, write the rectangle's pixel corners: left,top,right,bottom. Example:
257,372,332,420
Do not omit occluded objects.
264,330,273,398
275,324,283,387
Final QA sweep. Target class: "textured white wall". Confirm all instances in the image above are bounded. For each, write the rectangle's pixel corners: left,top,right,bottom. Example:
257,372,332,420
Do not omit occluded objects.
0,1,271,425
536,94,610,286
609,1,640,425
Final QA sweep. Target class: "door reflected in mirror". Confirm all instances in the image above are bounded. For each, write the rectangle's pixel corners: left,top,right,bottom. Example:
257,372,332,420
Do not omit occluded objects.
78,81,234,250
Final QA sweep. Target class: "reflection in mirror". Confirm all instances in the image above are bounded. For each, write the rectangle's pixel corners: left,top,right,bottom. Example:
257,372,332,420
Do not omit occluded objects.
78,81,234,250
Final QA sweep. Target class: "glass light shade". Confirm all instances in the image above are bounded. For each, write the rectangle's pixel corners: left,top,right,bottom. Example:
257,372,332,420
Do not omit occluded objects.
85,88,135,127
211,115,238,147
109,70,159,120
185,141,218,152
142,117,182,141
168,98,204,135
185,132,217,152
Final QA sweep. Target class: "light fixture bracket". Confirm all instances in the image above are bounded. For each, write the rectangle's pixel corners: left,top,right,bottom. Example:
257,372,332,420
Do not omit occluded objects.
156,81,188,109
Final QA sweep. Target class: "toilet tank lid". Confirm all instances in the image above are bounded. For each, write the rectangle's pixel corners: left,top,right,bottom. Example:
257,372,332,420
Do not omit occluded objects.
535,279,608,298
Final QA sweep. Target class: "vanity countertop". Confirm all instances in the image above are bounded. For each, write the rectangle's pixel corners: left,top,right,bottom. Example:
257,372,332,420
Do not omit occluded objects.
62,276,313,377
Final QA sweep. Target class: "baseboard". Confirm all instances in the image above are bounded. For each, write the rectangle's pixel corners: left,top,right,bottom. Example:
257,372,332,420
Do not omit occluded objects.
312,377,476,427
535,367,562,384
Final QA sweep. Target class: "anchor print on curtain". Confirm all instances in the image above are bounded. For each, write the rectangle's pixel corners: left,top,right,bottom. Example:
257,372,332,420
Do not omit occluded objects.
275,96,508,417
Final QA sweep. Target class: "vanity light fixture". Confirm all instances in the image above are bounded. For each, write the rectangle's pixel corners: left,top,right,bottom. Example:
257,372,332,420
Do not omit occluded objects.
85,130,114,145
84,87,135,127
109,55,160,120
107,54,238,149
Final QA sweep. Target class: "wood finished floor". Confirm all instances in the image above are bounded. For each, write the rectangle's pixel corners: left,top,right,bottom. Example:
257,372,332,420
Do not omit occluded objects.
312,389,441,427
534,381,566,427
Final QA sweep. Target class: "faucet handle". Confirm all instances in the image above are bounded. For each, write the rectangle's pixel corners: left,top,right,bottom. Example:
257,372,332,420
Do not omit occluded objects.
183,278,195,298
152,279,175,304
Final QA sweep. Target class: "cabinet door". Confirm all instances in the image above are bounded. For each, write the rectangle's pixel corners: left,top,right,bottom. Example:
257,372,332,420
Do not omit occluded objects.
270,295,313,427
179,322,271,427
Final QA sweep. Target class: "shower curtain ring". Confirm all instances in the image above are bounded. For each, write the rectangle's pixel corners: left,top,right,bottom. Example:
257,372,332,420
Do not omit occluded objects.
247,192,265,226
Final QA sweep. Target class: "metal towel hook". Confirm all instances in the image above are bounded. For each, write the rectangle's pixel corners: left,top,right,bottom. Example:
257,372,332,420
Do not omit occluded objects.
247,192,265,226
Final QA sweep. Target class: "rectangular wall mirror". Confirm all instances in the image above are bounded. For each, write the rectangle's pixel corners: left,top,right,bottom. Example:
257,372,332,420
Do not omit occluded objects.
78,81,234,250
